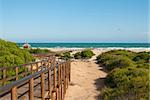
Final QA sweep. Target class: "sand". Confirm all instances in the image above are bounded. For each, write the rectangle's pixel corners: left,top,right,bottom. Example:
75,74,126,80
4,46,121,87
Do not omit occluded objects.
64,48,109,100
65,60,107,100
45,48,149,100
64,48,149,100
41,47,150,53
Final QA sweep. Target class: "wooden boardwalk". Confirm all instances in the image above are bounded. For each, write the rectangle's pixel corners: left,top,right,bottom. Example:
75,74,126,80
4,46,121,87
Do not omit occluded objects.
0,56,71,100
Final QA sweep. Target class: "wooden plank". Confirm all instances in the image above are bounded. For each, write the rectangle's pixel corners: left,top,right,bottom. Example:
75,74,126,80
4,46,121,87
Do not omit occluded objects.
58,65,61,100
15,67,19,81
0,57,71,100
41,73,45,100
2,69,6,85
11,86,17,100
36,62,39,72
69,61,71,82
29,78,34,100
61,63,64,100
66,62,69,88
60,64,63,100
64,63,67,94
53,63,56,89
48,70,51,98
31,64,33,74
51,90,55,100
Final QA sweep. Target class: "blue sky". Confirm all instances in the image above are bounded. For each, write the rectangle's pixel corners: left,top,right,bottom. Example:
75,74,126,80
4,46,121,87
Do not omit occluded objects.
0,0,149,43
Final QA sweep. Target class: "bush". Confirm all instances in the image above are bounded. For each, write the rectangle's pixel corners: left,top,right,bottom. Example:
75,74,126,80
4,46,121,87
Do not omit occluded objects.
61,52,72,60
96,50,149,70
28,48,50,54
0,39,34,67
97,54,134,71
81,49,95,59
96,50,150,99
74,52,82,59
105,50,136,58
103,67,149,100
0,39,34,85
74,49,94,59
133,52,150,63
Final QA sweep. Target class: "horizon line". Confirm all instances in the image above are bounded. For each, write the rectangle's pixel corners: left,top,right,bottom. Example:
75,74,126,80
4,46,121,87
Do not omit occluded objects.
17,42,150,44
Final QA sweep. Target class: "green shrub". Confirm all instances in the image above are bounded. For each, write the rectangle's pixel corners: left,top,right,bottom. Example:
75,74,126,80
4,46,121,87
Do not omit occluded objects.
97,54,134,71
103,50,136,58
0,39,34,85
133,52,150,62
97,50,133,62
74,52,82,59
103,67,149,100
81,49,95,59
74,49,94,59
61,52,72,60
97,50,150,99
0,39,34,67
28,48,50,54
96,50,149,70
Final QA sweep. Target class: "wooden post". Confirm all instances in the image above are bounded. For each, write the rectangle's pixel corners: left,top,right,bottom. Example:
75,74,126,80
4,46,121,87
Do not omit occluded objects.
11,86,17,100
31,64,33,74
62,64,65,100
56,89,58,100
48,69,51,97
36,62,38,72
67,62,69,86
64,63,67,94
66,62,69,88
53,62,56,89
2,69,6,85
15,67,19,80
69,61,71,82
41,61,44,70
29,78,34,100
60,64,63,100
58,64,61,100
23,66,27,77
51,90,55,100
41,73,45,100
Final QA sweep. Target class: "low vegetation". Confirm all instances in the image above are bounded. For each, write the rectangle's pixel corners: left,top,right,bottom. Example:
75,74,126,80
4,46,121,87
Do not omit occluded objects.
61,52,72,60
0,39,34,67
74,49,95,59
96,50,149,100
0,39,35,85
28,48,51,54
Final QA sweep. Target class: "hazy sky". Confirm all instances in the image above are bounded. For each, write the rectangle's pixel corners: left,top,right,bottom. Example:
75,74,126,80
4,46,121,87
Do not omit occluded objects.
0,0,149,43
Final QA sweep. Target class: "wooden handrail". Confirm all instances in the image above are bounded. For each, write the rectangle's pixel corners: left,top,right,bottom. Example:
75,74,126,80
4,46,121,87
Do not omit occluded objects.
0,57,71,100
0,56,55,71
0,56,56,85
0,67,47,93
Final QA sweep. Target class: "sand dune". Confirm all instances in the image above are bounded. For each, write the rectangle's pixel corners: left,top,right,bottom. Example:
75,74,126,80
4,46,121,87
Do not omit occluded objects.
64,48,149,100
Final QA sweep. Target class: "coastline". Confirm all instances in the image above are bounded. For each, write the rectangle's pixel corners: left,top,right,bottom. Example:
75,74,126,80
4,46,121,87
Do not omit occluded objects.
30,47,150,52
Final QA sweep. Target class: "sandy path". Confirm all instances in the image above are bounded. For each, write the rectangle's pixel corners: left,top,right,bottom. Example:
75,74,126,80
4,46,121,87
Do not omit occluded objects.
65,58,107,100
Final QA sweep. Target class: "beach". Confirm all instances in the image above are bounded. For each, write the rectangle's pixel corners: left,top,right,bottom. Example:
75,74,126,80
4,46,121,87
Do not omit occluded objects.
42,47,150,54
46,47,149,100
1,0,149,99
1,40,149,100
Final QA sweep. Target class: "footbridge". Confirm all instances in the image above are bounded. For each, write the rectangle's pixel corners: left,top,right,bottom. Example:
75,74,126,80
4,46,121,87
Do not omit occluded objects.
0,56,71,100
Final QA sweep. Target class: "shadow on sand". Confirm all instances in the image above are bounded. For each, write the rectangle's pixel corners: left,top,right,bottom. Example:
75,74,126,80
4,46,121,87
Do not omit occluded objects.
94,61,108,100
94,77,106,100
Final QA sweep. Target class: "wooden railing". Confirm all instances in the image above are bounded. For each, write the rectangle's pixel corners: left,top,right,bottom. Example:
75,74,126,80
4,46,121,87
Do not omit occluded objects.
0,56,54,86
0,56,71,100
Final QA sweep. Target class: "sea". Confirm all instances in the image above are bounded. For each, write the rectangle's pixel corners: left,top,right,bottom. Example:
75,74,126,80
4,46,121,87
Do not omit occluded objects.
17,43,150,48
